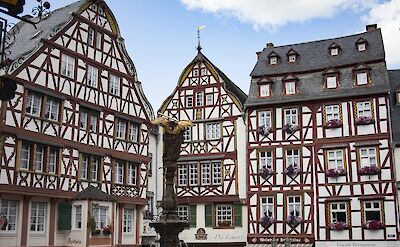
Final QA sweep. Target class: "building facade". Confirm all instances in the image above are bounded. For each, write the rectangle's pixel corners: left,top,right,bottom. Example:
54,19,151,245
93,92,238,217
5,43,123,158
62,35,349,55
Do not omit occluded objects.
158,49,248,247
245,25,399,247
0,1,155,246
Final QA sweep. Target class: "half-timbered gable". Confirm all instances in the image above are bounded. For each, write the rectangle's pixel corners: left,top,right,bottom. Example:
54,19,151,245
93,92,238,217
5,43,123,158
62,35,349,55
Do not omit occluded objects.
159,50,248,246
246,25,398,246
0,1,155,246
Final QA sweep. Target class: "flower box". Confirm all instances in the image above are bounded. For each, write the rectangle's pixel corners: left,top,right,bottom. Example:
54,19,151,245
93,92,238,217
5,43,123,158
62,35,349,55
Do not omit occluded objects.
92,229,101,236
287,215,302,226
359,165,379,176
325,119,342,129
284,165,300,176
260,168,274,179
363,220,385,230
261,214,275,228
330,221,349,230
355,116,374,126
257,125,273,136
282,124,299,134
326,168,345,177
218,221,232,227
102,225,112,235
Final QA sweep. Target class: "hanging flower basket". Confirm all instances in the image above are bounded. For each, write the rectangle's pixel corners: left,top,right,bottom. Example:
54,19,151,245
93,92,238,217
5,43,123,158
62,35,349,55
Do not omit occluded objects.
326,168,345,177
261,214,275,228
284,164,299,176
355,116,374,126
359,165,379,176
330,221,349,230
287,215,302,226
260,168,274,179
363,220,385,230
325,119,342,129
257,125,273,136
282,124,299,134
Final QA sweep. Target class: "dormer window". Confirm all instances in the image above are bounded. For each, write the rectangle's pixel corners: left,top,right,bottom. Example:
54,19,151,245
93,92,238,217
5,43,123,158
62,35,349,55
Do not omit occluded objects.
323,68,339,89
286,49,298,63
260,84,270,97
284,81,296,95
397,91,400,104
356,71,368,85
288,55,296,63
356,38,368,52
268,51,279,65
269,57,277,65
330,48,339,56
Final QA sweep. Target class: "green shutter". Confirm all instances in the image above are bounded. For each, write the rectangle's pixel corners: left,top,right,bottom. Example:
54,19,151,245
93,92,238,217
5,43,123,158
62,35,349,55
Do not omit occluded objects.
189,205,197,228
57,203,72,230
205,204,214,227
234,204,242,227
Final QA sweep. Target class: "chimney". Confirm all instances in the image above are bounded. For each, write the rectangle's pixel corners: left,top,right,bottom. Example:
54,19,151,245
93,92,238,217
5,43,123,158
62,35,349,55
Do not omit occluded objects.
256,51,261,60
366,24,377,32
266,43,274,48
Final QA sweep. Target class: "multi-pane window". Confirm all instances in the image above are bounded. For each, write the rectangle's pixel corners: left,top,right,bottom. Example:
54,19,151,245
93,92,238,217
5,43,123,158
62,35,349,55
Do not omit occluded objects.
0,200,18,231
193,69,199,77
79,109,99,132
258,111,271,127
30,202,46,232
61,54,75,78
206,122,220,140
286,149,300,169
327,150,344,170
200,161,222,186
73,205,82,229
330,48,339,56
357,101,372,118
259,84,270,97
356,71,368,85
288,196,301,217
116,119,127,139
358,43,366,52
201,162,211,185
123,208,134,233
212,162,222,185
25,91,42,116
206,93,214,105
109,74,121,96
129,123,139,142
26,91,61,121
359,147,377,167
178,205,189,221
114,160,137,185
216,205,232,226
183,128,191,142
80,154,100,181
189,163,197,186
284,81,296,95
326,75,338,89
115,161,124,184
93,206,108,229
186,96,193,107
261,197,274,217
45,97,60,121
325,105,340,121
96,32,103,49
178,164,187,186
196,91,204,107
127,163,136,185
87,65,98,87
116,118,140,142
288,54,296,63
269,57,277,65
88,28,95,46
364,201,382,221
284,108,298,125
331,202,347,224
260,151,273,169
19,142,59,173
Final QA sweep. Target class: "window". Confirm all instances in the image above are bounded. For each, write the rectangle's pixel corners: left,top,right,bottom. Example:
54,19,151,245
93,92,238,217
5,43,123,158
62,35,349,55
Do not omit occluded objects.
129,123,139,142
25,91,61,121
260,151,273,170
284,108,298,125
123,209,134,233
284,81,296,95
45,97,60,121
201,162,211,185
147,194,154,215
25,91,42,116
93,206,108,229
288,54,296,63
116,119,126,139
331,202,347,224
183,128,191,142
359,147,377,167
0,200,18,231
87,65,98,87
259,84,270,97
21,142,30,170
30,202,46,232
48,147,57,174
178,164,187,186
116,119,140,142
178,205,189,221
88,28,95,46
212,162,222,185
269,57,277,65
127,162,136,185
201,68,207,75
261,197,274,217
114,160,137,185
206,122,220,140
80,154,100,181
216,205,232,226
286,149,299,169
115,161,124,184
206,93,214,105
73,205,82,229
258,111,271,127
186,96,193,107
19,142,59,173
196,91,203,107
109,74,120,96
200,161,222,185
189,163,197,186
288,196,301,217
358,43,366,52
364,201,382,222
356,71,368,85
356,101,372,118
96,32,102,49
35,145,44,172
325,105,340,121
61,54,75,78
193,70,198,77
79,109,99,132
327,150,344,170
326,75,338,89
330,48,339,56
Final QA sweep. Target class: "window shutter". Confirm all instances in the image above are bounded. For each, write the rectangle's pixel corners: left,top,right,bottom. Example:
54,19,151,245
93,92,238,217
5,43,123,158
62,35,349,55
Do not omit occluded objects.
189,205,197,228
205,204,213,227
57,203,72,230
234,204,242,227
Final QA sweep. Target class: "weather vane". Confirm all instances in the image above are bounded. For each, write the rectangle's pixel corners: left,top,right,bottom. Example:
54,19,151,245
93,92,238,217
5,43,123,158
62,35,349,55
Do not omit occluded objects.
197,25,205,51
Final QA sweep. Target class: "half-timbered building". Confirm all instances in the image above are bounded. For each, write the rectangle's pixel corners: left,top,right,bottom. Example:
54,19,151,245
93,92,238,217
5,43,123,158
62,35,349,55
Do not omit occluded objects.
245,25,398,246
158,48,248,247
0,1,156,246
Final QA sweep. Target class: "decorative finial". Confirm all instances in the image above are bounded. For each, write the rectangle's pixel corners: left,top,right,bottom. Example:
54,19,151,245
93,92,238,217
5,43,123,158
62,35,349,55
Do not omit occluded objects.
197,25,206,52
32,0,51,20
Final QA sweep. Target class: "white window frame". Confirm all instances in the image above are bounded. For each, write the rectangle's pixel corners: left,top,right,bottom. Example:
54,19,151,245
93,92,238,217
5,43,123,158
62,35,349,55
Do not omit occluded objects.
188,163,197,186
20,142,31,170
30,202,46,232
178,164,187,186
193,69,199,77
359,147,377,167
48,147,57,174
259,84,270,97
93,206,108,230
364,201,382,222
288,196,301,217
96,32,102,49
331,202,347,224
258,111,271,127
35,145,44,172
288,54,296,63
284,108,298,125
0,199,18,232
325,105,340,121
212,161,222,185
115,161,123,184
109,74,121,96
87,65,98,87
261,197,274,217
286,149,299,169
183,128,191,142
357,101,372,118
206,93,214,105
327,149,344,170
206,122,221,140
326,75,338,89
26,91,42,117
61,54,75,79
201,162,211,185
330,48,339,56
91,158,98,182
88,28,95,46
260,151,273,170
269,57,277,65
127,163,136,185
356,71,368,85
186,96,193,107
123,208,134,233
72,204,82,230
129,123,139,143
216,204,232,226
358,43,366,52
117,119,127,139
44,97,59,121
285,81,296,95
178,205,189,221
196,91,203,107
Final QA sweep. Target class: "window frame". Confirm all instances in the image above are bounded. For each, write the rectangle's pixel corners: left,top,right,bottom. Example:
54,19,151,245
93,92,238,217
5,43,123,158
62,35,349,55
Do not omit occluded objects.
258,110,272,128
285,149,300,169
355,71,369,86
18,141,60,174
61,53,75,79
259,150,273,170
284,108,298,126
93,205,108,230
288,54,296,63
206,93,214,106
72,204,82,230
358,146,378,168
88,27,95,46
356,101,373,118
178,164,188,186
325,74,339,89
30,202,46,233
80,154,101,181
87,65,98,88
330,48,339,56
206,122,221,140
195,91,204,107
269,56,278,65
357,43,367,52
178,205,189,221
123,208,134,233
284,81,296,95
79,108,99,133
216,204,233,227
183,127,192,142
260,197,274,218
0,199,18,232
326,149,345,170
259,83,271,97
363,201,383,223
330,202,348,224
186,95,193,108
287,195,302,217
325,104,341,122
109,74,121,96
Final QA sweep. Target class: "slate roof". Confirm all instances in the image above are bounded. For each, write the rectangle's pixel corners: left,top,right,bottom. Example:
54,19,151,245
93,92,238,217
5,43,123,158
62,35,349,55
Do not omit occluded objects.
245,28,389,107
389,70,400,146
74,185,117,202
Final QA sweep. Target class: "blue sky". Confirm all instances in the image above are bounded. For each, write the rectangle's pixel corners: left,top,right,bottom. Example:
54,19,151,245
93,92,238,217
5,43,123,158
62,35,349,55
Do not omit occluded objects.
5,0,400,111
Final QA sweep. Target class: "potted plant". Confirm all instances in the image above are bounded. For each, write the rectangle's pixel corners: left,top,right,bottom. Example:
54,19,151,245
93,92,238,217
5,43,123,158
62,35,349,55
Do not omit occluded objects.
89,216,98,235
284,164,299,176
330,221,349,230
359,165,379,175
260,212,274,228
325,119,342,129
326,168,345,177
102,223,112,235
92,229,101,236
257,125,273,136
282,124,299,134
355,116,374,126
260,167,274,179
363,220,384,230
287,215,302,226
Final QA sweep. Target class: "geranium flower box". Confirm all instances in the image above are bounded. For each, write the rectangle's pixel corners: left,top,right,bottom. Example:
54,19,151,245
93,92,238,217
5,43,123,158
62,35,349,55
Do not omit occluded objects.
355,116,374,126
282,124,299,134
325,119,342,129
260,214,275,228
287,215,302,226
359,165,379,176
326,168,346,177
257,125,273,136
284,164,300,176
363,220,385,230
260,168,274,179
330,221,349,230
